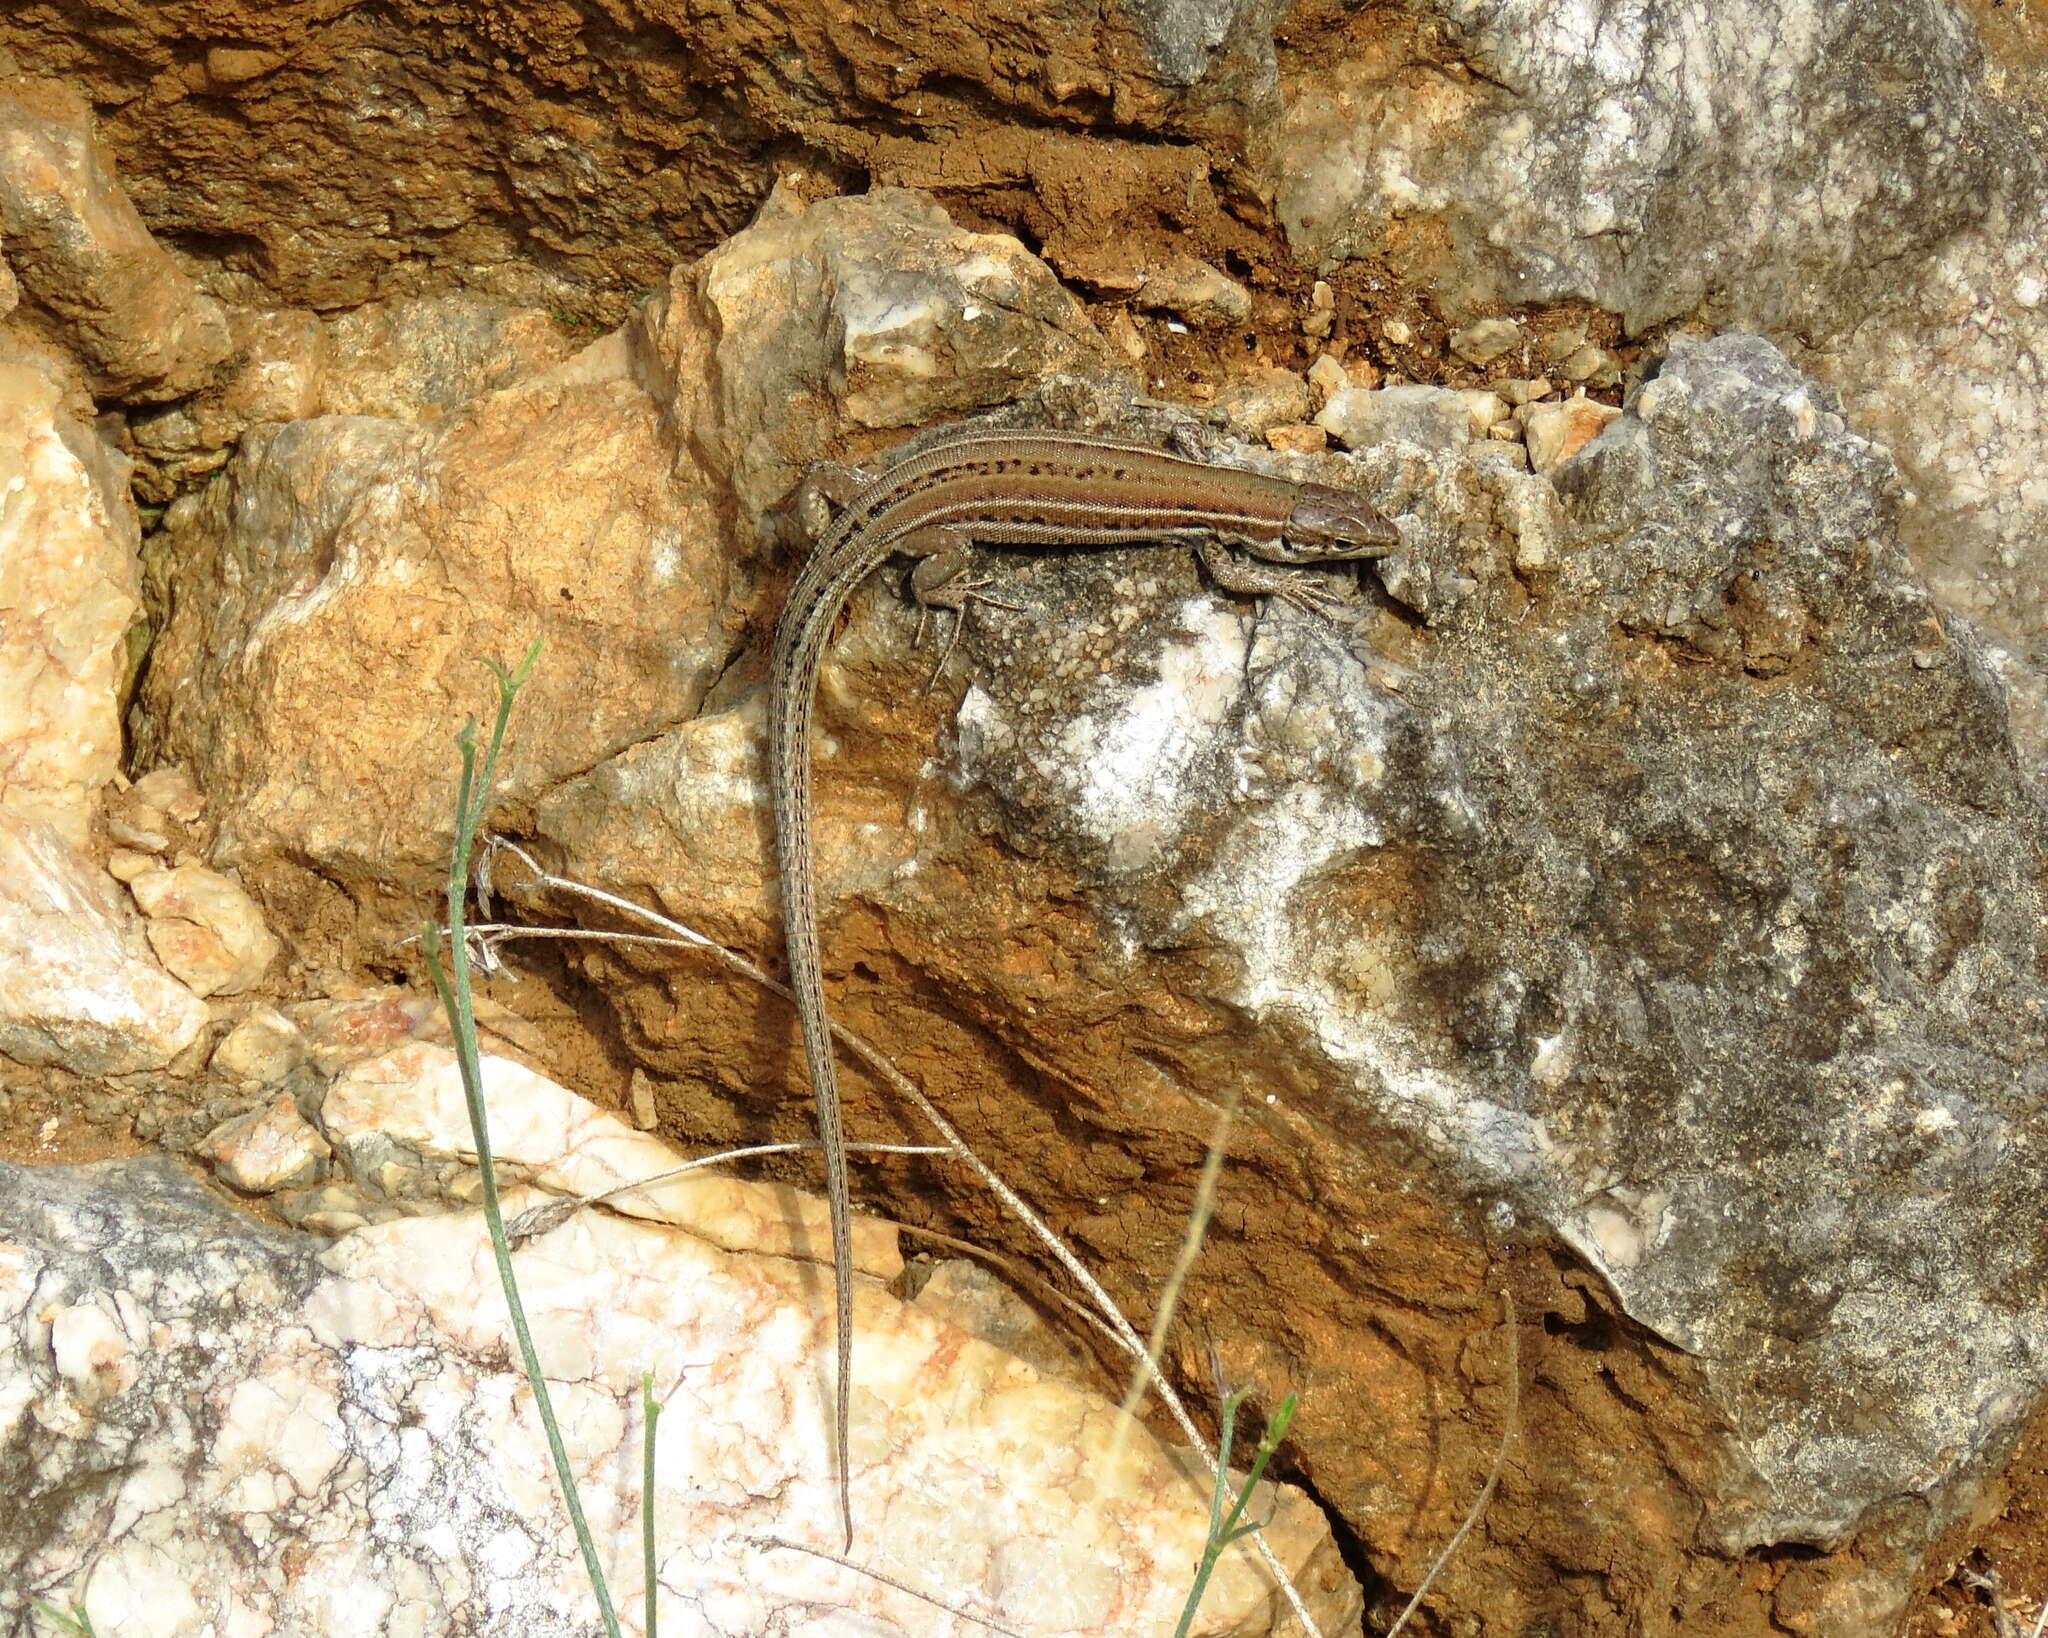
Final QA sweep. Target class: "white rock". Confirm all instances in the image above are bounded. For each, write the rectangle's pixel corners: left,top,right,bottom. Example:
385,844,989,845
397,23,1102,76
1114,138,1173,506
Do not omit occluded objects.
323,1041,904,1278
0,809,206,1074
197,1092,329,1193
0,345,142,848
1,1158,1358,1637
210,1005,309,1085
1522,394,1624,474
1449,316,1523,365
1317,383,1481,453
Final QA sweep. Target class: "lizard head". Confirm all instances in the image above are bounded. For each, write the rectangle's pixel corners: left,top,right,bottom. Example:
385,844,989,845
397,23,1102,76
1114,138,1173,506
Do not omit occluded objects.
1277,483,1403,560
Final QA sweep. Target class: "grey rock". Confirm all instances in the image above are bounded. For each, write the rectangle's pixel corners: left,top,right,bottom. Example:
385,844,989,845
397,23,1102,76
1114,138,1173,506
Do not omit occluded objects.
945,333,2048,1618
1316,383,1482,453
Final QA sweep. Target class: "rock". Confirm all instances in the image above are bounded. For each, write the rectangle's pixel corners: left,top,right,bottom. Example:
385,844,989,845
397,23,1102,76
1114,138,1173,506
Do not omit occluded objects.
627,1066,660,1130
102,804,169,855
1521,393,1623,474
202,45,285,85
128,864,281,997
1457,388,1510,433
0,79,229,400
909,1257,1095,1387
1214,366,1311,438
1317,382,1486,453
135,189,1117,909
209,1005,308,1086
1496,376,1553,406
0,343,141,848
1132,253,1253,330
1379,318,1414,346
126,307,327,500
0,810,205,1074
129,765,204,824
321,1041,904,1278
289,991,445,1076
671,185,1118,516
1303,279,1336,340
319,293,580,420
1449,316,1523,366
133,322,735,895
1306,352,1349,407
1105,308,1147,363
195,1091,329,1192
1265,422,1328,453
1559,341,1622,387
104,848,156,883
0,1154,1359,1637
1262,0,2048,790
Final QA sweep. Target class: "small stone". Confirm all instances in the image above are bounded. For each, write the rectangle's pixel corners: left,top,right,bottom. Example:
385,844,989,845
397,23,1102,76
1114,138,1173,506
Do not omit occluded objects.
1303,280,1337,340
1215,366,1311,438
298,1209,371,1237
210,1005,308,1085
373,1159,423,1199
106,848,158,883
1106,310,1147,363
1380,318,1414,346
0,812,207,1074
1450,317,1523,366
1540,324,1588,364
1561,343,1621,386
130,864,282,997
277,1182,372,1232
1306,353,1349,406
1265,423,1329,453
1345,358,1381,390
195,1091,329,1193
629,1069,660,1131
1521,394,1623,474
1133,256,1252,330
1496,377,1553,406
1458,389,1510,434
1318,383,1479,454
204,46,284,84
106,806,170,854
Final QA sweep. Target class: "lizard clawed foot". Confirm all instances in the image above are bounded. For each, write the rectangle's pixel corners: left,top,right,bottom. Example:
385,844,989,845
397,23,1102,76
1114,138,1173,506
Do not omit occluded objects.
918,581,1028,690
1274,576,1361,622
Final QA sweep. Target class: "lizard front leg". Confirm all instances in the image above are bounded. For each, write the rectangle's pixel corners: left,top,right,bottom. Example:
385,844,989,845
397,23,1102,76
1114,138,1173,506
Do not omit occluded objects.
1196,539,1360,620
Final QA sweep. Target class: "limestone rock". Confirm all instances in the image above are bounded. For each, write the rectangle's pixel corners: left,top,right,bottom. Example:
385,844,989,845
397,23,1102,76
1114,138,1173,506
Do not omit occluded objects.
1316,382,1488,454
128,863,281,997
134,322,737,895
209,1005,309,1087
1520,393,1622,474
0,810,205,1075
0,1148,1357,1638
195,1091,329,1192
0,343,141,848
0,78,229,400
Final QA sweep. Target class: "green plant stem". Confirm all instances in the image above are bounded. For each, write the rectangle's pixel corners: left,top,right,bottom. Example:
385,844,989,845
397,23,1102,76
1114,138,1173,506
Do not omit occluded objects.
423,641,623,1638
1172,1390,1299,1638
643,1372,661,1638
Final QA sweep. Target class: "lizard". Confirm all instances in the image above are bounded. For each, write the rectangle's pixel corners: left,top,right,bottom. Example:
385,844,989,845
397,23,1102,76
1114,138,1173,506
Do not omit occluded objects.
765,424,1401,1548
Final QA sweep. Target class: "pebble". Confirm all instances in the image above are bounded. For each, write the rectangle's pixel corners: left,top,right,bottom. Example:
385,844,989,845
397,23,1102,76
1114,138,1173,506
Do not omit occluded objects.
1450,317,1522,366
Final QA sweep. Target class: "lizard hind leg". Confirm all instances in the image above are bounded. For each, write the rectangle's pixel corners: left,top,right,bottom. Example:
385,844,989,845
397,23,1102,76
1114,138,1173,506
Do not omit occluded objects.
906,531,1025,688
773,459,878,549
